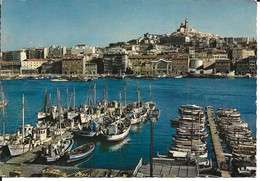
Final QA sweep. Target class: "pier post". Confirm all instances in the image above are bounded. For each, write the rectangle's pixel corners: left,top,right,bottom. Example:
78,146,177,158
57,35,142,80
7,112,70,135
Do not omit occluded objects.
150,120,153,177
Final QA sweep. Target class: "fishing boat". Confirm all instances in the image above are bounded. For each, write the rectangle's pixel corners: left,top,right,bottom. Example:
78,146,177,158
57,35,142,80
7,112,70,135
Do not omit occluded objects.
42,89,74,162
74,118,104,137
237,166,256,177
66,142,95,163
102,119,131,141
8,95,34,156
43,138,74,162
168,150,208,159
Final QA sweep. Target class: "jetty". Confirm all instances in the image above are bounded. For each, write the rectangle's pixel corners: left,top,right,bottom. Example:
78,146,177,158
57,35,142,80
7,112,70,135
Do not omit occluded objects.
135,158,198,177
6,131,73,164
206,106,230,177
0,163,133,177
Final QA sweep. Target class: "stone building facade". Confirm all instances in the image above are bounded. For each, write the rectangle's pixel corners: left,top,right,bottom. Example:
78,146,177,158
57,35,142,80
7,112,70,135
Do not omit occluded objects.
103,53,128,74
235,56,256,76
214,59,231,73
62,56,86,75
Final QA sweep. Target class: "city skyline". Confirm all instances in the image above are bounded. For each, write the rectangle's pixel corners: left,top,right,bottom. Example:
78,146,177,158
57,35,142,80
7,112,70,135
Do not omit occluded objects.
1,0,257,51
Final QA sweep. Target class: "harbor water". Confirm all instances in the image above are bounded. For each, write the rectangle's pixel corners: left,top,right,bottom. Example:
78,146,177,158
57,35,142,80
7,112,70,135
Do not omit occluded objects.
0,78,256,170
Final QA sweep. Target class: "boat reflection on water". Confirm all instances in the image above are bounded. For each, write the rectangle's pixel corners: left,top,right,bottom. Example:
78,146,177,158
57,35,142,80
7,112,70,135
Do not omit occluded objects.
130,123,143,133
109,138,131,152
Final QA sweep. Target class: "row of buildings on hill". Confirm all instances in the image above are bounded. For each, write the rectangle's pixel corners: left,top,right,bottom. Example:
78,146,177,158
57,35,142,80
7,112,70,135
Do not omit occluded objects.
0,18,257,77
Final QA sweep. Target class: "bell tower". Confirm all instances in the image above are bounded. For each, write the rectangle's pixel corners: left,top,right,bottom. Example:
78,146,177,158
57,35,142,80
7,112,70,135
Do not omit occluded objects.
185,17,188,29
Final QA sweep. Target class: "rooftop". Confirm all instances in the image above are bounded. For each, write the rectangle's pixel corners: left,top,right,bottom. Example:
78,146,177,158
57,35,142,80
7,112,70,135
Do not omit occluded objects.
25,59,48,62
62,56,84,60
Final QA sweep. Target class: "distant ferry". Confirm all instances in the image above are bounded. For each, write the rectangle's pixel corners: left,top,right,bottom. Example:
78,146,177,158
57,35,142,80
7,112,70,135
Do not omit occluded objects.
50,78,68,82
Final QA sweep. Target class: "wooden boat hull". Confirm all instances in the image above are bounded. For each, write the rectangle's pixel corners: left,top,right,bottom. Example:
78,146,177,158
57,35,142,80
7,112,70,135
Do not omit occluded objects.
8,143,31,157
67,143,95,163
74,130,99,138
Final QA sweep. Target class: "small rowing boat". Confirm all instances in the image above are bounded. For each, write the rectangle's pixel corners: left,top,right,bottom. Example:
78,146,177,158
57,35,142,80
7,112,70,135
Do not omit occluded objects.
66,142,95,163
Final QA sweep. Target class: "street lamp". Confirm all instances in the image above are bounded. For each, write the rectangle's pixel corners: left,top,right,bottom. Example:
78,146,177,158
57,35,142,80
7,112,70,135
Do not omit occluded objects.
146,109,160,177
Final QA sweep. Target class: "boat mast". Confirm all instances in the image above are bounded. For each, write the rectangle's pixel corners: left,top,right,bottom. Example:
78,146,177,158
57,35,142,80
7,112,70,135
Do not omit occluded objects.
124,81,127,106
73,87,76,111
88,83,91,106
57,89,62,141
49,93,52,121
105,83,108,102
94,83,96,105
119,88,121,120
187,79,189,105
2,94,5,141
137,84,140,108
44,89,48,114
149,85,152,102
22,94,25,144
67,88,69,110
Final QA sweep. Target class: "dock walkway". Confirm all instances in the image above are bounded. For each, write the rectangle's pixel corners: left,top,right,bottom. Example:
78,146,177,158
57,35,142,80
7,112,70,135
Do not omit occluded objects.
206,106,230,178
136,158,197,177
0,162,132,177
6,131,73,164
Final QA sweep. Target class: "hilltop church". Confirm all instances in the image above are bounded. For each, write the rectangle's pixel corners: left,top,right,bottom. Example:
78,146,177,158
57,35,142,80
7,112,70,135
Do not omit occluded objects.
177,18,196,33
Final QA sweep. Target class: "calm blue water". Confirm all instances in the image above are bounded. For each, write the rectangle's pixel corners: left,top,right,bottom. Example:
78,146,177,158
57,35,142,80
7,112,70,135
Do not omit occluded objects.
0,78,256,170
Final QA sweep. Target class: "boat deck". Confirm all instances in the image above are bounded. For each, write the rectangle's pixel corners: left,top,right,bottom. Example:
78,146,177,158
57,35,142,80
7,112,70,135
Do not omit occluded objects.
6,131,73,164
206,106,231,178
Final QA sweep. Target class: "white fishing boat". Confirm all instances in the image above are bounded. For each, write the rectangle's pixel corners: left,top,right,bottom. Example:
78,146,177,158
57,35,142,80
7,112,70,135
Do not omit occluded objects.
8,143,32,157
43,138,74,162
169,150,208,159
8,95,34,157
102,119,131,142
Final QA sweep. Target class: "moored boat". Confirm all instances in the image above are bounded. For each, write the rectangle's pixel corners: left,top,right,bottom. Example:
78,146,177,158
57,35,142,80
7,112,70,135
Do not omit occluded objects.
102,119,131,142
66,142,95,163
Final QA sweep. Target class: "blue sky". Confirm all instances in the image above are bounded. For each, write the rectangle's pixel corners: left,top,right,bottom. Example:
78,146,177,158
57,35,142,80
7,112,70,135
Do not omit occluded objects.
1,0,257,51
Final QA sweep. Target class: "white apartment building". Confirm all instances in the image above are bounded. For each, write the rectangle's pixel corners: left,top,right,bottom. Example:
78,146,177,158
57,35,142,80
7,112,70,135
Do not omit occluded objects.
20,59,48,74
71,44,96,55
49,45,66,58
3,50,27,62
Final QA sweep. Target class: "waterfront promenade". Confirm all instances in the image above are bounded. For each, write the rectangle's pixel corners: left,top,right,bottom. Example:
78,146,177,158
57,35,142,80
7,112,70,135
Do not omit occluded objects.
206,106,230,177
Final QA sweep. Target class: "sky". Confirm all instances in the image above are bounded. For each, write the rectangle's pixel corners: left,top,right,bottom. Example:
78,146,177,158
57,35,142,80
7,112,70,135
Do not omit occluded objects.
1,0,257,51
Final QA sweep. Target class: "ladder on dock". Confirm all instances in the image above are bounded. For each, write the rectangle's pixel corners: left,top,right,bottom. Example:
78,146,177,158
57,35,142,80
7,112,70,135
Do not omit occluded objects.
206,106,231,178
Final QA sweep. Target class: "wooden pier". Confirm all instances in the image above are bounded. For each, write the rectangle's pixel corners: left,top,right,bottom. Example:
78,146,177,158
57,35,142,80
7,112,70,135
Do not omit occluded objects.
6,131,73,164
0,162,133,177
135,158,198,177
206,106,230,177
